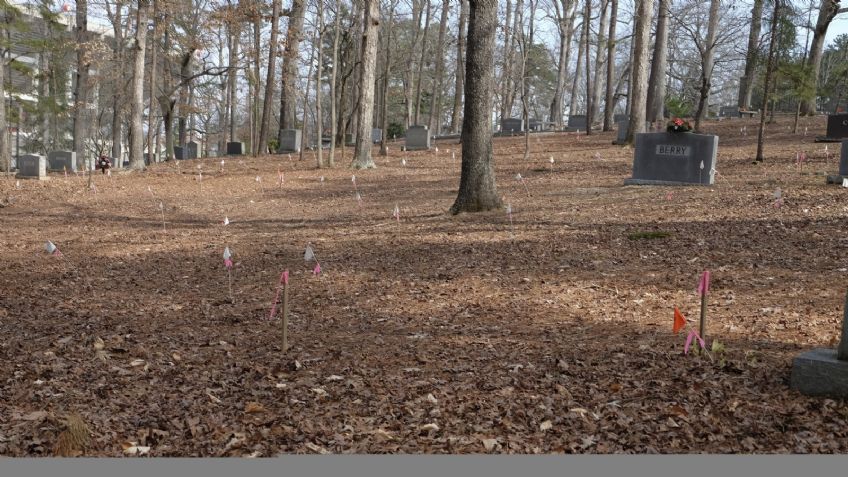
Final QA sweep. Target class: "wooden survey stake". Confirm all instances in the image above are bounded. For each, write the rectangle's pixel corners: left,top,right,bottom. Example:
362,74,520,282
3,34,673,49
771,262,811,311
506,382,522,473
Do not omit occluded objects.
282,279,289,352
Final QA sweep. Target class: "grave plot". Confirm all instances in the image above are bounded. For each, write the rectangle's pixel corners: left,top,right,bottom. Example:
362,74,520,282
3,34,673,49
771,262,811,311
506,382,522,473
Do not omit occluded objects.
2,116,848,456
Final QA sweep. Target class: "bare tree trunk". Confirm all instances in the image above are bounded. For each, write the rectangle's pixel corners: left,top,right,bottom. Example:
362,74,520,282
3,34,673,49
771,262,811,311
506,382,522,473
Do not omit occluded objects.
624,0,653,143
429,0,450,134
450,0,501,214
300,34,315,163
800,0,840,115
217,27,227,155
502,0,522,120
250,13,261,155
0,53,7,174
591,0,609,127
755,0,782,162
738,0,763,110
73,0,90,170
352,0,380,169
329,4,340,166
694,0,720,132
316,1,325,167
278,0,307,139
569,15,586,118
550,0,575,129
258,0,281,154
228,20,240,142
381,2,397,155
584,0,593,135
603,0,617,131
404,0,424,126
646,0,669,124
129,0,151,169
450,0,468,134
414,0,432,125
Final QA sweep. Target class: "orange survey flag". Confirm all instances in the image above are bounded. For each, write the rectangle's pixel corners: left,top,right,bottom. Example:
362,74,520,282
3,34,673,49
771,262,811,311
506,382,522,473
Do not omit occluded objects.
673,307,686,334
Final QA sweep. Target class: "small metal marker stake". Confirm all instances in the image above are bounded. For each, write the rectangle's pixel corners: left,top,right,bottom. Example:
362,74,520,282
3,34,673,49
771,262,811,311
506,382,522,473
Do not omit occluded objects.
393,204,400,223
159,201,166,231
549,156,554,174
223,247,234,303
697,270,710,343
506,203,514,236
515,173,530,197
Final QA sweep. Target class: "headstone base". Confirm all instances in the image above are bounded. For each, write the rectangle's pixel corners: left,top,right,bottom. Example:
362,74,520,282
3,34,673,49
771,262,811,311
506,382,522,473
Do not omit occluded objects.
624,178,711,187
16,174,49,181
826,174,847,184
790,348,848,397
815,136,844,143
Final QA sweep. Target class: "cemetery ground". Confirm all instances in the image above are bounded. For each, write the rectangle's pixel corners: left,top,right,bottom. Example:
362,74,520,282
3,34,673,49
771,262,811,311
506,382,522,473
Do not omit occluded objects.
2,116,848,456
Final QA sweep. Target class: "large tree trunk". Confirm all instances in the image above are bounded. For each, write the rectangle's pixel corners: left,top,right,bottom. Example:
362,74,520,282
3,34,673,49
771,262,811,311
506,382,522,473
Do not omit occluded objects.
450,0,468,134
429,0,450,133
549,0,575,129
603,0,618,131
258,0,281,154
646,0,669,124
147,0,159,163
250,13,261,155
381,2,397,155
738,0,763,110
591,0,609,127
569,14,586,118
800,0,840,115
584,0,593,134
277,0,306,144
0,53,8,174
450,0,501,214
498,0,513,123
755,0,782,162
352,0,380,169
328,4,340,166
129,0,151,169
624,0,653,143
414,0,432,125
694,0,720,132
73,0,90,170
228,21,240,143
316,0,325,167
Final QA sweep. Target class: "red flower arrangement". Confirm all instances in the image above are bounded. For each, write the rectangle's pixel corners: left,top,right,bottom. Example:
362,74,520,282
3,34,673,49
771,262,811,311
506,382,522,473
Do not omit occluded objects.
667,117,693,133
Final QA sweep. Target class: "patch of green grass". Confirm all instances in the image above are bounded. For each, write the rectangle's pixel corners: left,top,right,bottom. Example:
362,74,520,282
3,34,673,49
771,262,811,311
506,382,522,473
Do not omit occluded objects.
627,231,672,241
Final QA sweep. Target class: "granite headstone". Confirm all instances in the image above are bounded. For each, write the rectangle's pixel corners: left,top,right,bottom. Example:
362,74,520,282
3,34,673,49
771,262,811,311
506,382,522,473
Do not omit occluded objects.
278,129,302,153
790,291,848,397
16,154,47,180
405,125,431,151
227,142,246,155
568,115,587,130
372,128,383,143
624,132,718,186
501,118,523,133
47,151,76,172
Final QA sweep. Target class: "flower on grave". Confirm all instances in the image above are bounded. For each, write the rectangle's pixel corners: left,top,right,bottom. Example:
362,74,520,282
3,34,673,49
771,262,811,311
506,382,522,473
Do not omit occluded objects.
666,117,693,133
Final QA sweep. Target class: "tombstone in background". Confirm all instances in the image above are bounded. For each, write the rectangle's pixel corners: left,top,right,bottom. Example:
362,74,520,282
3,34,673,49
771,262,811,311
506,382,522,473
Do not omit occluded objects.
405,125,431,151
173,146,186,160
144,153,156,165
344,133,355,146
624,131,718,185
790,291,848,397
816,114,848,143
568,114,587,130
614,113,628,123
186,141,199,159
227,142,246,155
16,154,47,180
826,139,848,184
719,106,740,118
277,129,302,153
501,118,524,134
614,120,629,144
47,151,76,172
529,119,544,131
372,128,383,143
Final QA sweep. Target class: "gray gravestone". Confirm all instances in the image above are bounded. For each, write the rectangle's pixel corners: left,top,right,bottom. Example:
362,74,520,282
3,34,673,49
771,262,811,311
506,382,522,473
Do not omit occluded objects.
344,133,355,146
719,106,740,118
278,129,302,153
173,146,186,160
790,291,848,397
16,154,47,180
624,132,717,186
501,118,524,133
372,128,383,143
568,115,587,130
529,119,544,131
187,141,199,159
405,125,431,151
47,151,76,172
615,120,629,144
827,140,848,184
614,114,628,123
227,142,246,155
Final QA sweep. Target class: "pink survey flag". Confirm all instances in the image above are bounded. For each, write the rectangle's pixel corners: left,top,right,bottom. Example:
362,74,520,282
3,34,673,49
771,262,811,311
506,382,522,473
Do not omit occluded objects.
223,247,233,269
697,270,710,296
268,270,290,320
313,262,322,275
45,240,63,257
684,329,706,355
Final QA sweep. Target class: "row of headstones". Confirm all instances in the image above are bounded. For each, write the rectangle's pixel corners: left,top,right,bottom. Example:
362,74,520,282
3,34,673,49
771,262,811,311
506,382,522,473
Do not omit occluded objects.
501,114,631,134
